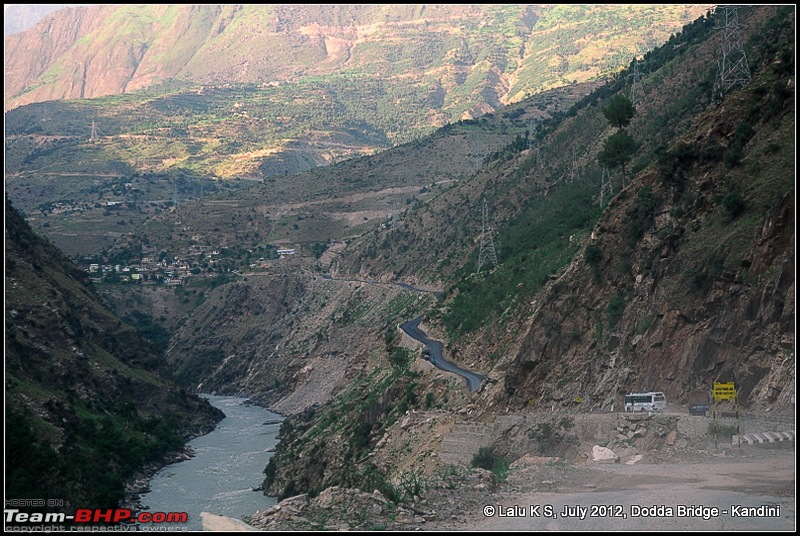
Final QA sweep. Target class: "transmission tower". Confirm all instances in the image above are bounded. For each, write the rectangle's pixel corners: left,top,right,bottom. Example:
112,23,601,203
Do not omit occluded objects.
390,199,398,228
712,5,751,103
599,166,614,207
528,121,544,170
477,198,498,272
628,56,643,107
568,148,581,182
533,137,543,169
90,119,97,141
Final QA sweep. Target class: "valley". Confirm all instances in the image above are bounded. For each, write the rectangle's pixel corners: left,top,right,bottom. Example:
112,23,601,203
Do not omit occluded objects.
4,4,794,532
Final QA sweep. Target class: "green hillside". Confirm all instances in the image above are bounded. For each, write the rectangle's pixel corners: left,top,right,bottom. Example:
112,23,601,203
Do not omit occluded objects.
5,197,223,508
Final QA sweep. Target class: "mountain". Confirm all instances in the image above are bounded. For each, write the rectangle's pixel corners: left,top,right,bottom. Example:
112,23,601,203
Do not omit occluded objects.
5,5,710,112
4,5,710,255
342,5,795,408
4,2,793,514
5,197,223,508
260,4,795,499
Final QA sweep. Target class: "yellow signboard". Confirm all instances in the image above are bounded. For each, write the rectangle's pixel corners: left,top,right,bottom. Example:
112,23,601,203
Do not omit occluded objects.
712,382,737,401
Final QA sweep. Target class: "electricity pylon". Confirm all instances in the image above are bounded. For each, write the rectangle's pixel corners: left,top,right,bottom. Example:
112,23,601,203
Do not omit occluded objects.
477,198,498,272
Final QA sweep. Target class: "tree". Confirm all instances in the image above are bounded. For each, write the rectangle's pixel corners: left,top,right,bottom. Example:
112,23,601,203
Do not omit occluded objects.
603,94,636,130
598,131,638,182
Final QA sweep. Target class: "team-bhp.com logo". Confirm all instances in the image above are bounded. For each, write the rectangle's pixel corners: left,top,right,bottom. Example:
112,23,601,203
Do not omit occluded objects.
5,508,188,525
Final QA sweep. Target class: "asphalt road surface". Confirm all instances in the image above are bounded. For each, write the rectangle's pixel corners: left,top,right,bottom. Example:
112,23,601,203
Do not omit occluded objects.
400,316,486,392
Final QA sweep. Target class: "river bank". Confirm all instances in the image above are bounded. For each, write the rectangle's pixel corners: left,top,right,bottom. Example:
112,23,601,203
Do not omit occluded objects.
137,396,282,530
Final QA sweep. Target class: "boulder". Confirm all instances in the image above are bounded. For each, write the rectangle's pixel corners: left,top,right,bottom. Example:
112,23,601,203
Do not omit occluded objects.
591,445,619,464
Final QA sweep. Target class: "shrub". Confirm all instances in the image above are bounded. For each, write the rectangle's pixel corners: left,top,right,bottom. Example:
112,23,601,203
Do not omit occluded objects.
626,186,659,247
388,348,413,373
399,469,426,500
684,265,710,291
470,446,501,471
353,422,373,450
723,142,744,167
606,290,625,327
722,191,745,219
584,244,602,265
470,447,510,481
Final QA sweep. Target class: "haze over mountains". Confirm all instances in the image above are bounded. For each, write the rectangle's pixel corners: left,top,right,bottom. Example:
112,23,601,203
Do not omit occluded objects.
3,4,82,36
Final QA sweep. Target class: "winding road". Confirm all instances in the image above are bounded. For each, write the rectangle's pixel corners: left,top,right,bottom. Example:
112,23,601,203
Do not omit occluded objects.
400,316,486,392
320,274,485,391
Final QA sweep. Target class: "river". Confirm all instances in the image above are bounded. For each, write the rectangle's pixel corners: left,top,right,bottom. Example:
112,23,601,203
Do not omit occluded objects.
139,395,281,530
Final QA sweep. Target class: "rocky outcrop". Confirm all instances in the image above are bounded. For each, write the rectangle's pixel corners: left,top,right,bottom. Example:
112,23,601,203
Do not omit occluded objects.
501,86,794,411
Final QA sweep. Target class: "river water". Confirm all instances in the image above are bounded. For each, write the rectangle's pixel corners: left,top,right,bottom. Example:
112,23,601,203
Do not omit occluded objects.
139,395,281,530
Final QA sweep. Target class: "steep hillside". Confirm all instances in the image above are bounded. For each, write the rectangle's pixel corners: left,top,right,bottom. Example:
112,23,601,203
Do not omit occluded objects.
458,5,795,412
499,64,795,411
6,4,709,112
263,4,794,501
5,197,223,508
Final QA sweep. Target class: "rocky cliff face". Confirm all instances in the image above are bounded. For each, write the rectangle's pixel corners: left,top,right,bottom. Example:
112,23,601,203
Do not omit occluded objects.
497,57,795,411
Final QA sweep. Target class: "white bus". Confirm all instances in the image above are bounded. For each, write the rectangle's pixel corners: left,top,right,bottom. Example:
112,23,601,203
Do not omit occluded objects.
624,392,666,412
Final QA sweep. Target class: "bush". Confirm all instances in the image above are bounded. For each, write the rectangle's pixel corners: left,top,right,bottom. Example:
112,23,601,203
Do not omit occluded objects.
684,265,710,291
723,142,744,168
388,348,413,373
722,191,745,219
470,447,510,481
626,186,659,247
606,290,625,327
311,242,327,258
399,470,426,500
470,446,501,471
584,244,602,265
353,422,373,450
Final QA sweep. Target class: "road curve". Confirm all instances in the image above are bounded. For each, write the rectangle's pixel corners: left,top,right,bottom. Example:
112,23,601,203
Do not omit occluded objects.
400,316,486,392
320,275,483,391
320,274,442,300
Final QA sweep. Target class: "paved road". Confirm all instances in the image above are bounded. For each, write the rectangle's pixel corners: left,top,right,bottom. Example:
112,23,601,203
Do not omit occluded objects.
400,316,486,392
320,275,482,391
320,274,442,299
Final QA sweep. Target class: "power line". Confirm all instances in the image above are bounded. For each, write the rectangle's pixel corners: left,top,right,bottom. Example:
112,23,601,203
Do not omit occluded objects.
477,198,498,272
712,5,751,103
568,147,581,182
528,120,544,170
599,165,614,207
628,56,644,107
